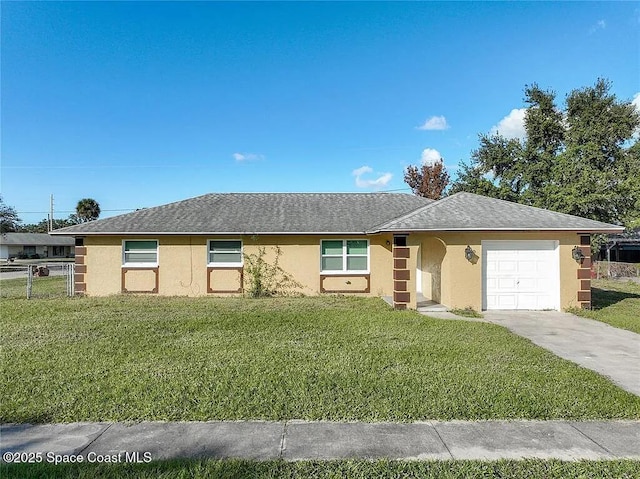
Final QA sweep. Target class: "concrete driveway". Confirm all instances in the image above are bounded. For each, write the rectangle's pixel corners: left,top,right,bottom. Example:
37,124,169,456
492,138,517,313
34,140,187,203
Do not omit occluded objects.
484,311,640,396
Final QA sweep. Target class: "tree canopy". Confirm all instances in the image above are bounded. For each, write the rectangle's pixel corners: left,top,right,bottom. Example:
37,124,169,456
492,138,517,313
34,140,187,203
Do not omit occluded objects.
0,195,22,233
403,160,450,200
75,198,101,223
450,79,640,226
13,197,101,232
19,217,79,233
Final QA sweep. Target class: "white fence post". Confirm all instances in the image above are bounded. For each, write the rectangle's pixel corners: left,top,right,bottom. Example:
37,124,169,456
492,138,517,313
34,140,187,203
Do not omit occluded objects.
26,265,33,299
65,263,75,297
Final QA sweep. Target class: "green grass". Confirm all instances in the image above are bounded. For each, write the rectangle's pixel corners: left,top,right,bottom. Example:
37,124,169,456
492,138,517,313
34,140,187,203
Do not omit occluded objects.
572,279,640,334
2,295,640,423
3,459,640,479
0,276,68,299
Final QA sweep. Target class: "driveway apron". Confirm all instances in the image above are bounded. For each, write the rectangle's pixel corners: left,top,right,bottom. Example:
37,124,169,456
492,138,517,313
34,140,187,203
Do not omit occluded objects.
483,311,640,396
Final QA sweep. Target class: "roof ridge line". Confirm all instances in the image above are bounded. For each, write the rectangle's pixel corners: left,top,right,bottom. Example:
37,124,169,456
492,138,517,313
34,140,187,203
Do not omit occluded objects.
458,192,623,226
367,194,456,232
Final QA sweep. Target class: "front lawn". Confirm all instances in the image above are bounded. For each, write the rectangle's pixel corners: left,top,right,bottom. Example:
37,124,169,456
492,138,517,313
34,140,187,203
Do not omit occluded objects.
2,295,639,423
0,275,68,299
3,459,640,479
573,279,640,334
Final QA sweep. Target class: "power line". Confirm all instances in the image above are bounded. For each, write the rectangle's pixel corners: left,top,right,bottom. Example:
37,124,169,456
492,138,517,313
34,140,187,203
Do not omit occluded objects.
16,209,137,214
2,165,209,170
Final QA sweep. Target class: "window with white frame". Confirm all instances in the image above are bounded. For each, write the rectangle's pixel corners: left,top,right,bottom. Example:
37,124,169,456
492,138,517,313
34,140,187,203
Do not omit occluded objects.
123,240,158,266
208,240,243,266
321,239,369,273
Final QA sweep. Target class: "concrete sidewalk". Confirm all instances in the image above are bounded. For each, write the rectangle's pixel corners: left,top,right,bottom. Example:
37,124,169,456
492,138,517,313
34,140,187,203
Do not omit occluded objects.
2,420,639,462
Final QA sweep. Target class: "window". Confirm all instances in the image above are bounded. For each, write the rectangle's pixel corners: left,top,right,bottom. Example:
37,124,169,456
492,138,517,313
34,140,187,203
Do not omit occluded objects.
321,240,369,273
208,240,243,266
123,240,158,266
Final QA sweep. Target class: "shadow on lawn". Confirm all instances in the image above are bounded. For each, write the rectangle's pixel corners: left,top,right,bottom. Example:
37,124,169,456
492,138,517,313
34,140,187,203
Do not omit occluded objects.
591,287,640,310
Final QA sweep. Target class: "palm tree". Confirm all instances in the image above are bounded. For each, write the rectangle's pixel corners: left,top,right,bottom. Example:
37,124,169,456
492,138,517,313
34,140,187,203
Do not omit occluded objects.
75,198,101,223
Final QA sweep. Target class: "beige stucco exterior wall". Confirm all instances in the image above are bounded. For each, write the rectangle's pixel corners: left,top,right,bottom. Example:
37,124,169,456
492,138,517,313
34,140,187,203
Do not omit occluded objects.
412,231,584,311
84,234,394,297
84,231,584,310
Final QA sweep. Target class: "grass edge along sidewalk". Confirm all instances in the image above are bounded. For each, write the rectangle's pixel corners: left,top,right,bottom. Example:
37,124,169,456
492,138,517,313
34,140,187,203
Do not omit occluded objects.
3,458,639,479
1,420,640,478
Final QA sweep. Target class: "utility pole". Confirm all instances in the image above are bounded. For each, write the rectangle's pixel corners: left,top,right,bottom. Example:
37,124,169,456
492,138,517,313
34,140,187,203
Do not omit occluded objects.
49,194,54,232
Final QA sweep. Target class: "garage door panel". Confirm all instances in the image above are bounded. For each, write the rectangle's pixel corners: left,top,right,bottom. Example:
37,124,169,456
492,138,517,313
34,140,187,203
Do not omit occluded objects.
518,294,555,310
517,278,539,290
495,294,517,309
535,261,548,272
517,295,540,310
518,260,536,273
483,240,559,311
497,261,517,272
496,278,518,290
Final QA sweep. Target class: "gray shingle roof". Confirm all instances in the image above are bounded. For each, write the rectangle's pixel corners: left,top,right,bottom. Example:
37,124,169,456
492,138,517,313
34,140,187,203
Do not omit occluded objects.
51,193,433,235
50,192,623,236
373,192,624,232
0,233,75,246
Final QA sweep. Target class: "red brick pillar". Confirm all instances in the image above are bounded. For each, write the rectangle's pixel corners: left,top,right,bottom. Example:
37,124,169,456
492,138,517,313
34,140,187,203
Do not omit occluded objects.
393,235,410,310
576,235,591,309
74,239,86,296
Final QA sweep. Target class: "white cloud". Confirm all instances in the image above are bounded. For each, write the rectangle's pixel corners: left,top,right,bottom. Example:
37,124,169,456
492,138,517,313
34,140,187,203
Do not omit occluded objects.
352,166,393,189
232,152,264,162
491,108,527,140
416,115,449,131
352,166,372,177
420,148,443,166
589,19,606,33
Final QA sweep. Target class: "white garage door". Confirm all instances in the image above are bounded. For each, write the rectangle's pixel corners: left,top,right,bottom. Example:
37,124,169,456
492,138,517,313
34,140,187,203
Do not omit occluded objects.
483,240,559,310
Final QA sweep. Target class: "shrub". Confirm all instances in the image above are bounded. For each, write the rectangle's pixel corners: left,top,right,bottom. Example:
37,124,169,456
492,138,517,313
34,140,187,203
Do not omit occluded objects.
243,246,303,298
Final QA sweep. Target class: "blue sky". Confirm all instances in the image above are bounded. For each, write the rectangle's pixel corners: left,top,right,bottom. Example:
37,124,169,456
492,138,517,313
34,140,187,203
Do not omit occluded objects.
1,1,638,224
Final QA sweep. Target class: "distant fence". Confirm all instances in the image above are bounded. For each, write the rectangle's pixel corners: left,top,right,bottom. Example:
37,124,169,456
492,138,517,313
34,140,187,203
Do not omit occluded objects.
0,262,75,299
592,261,640,279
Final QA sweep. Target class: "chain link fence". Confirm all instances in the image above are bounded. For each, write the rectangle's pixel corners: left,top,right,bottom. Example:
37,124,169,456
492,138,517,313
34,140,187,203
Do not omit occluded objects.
592,261,640,280
0,262,75,299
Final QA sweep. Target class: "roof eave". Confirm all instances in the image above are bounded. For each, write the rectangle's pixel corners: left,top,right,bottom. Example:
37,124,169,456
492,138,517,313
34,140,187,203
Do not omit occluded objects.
50,230,376,236
53,227,625,236
372,227,625,234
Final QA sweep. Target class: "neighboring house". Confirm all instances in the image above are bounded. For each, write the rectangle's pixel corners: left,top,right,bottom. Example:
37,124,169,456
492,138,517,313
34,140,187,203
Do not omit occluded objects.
597,235,640,263
51,192,623,311
0,233,75,260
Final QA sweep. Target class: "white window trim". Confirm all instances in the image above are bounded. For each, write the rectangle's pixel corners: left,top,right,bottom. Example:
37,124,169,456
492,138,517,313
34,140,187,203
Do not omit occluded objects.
207,239,244,267
320,239,370,274
122,239,159,268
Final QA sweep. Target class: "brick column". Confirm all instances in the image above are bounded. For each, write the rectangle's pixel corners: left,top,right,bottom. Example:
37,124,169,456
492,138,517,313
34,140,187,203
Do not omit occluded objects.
576,235,591,309
393,235,410,310
74,240,86,296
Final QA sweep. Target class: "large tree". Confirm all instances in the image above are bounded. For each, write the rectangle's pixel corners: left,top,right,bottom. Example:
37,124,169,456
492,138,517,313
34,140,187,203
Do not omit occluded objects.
18,217,79,233
75,198,101,223
0,195,22,233
450,79,640,226
404,159,450,200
